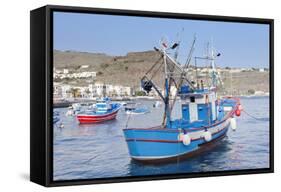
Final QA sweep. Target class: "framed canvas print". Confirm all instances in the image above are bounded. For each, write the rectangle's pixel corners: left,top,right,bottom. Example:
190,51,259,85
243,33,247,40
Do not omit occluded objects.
30,5,274,187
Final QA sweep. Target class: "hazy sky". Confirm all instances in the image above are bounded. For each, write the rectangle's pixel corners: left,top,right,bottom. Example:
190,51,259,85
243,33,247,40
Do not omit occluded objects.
53,12,270,68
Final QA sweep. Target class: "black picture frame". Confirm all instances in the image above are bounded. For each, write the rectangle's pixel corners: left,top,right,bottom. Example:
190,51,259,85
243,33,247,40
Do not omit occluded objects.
30,4,274,187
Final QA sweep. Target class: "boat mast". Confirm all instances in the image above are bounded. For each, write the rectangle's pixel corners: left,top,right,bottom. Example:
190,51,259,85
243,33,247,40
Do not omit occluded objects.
195,42,221,90
141,35,197,128
162,45,171,127
210,44,217,88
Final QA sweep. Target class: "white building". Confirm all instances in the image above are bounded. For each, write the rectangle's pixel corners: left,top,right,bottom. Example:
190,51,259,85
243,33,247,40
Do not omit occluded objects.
61,84,72,98
113,85,131,96
53,83,62,98
53,83,72,98
96,83,106,96
88,83,131,97
63,69,69,74
80,65,89,69
53,71,97,80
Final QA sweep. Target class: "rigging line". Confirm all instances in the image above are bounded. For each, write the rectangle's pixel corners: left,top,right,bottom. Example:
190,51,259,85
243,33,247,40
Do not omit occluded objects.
144,55,163,76
169,42,196,112
149,60,164,82
125,111,133,129
184,36,196,69
241,109,268,121
175,28,185,59
195,57,199,89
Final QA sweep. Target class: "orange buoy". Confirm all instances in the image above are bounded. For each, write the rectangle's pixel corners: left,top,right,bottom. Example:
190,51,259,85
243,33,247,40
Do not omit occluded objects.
235,109,241,116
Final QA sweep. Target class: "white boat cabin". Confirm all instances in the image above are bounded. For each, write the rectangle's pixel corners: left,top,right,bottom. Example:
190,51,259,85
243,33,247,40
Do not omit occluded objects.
95,98,112,113
179,86,217,124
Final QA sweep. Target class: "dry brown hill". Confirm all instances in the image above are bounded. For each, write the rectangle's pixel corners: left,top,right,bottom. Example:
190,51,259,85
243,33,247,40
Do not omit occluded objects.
54,50,164,89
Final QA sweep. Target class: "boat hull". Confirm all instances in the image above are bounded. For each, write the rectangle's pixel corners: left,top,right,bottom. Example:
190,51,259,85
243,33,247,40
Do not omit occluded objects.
126,110,149,115
77,109,119,124
123,117,231,163
132,130,227,164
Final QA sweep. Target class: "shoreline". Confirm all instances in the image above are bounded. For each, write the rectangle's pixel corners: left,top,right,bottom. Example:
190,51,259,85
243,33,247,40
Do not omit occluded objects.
53,94,269,108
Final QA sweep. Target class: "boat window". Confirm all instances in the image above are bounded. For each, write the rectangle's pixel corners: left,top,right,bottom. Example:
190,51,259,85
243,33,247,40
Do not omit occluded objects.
190,96,195,103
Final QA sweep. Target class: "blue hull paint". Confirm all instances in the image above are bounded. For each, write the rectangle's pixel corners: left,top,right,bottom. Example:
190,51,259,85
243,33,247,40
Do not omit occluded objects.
124,123,229,160
123,96,239,162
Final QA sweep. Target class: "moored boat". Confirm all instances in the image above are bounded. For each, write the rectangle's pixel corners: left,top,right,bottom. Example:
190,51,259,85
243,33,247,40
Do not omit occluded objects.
77,98,121,124
123,37,242,163
53,111,60,124
125,102,150,115
126,107,150,115
53,116,60,124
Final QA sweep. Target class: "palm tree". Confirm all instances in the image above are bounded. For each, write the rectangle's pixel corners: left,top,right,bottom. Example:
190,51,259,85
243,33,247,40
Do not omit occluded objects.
70,88,80,98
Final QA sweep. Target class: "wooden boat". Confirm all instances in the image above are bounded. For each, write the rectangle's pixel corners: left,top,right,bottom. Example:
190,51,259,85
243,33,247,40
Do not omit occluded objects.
77,98,121,124
53,111,60,124
125,102,150,115
126,107,150,115
123,37,242,163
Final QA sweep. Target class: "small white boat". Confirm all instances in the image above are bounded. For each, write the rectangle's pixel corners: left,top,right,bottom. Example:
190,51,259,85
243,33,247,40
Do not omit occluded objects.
125,103,150,115
126,107,150,115
72,103,81,111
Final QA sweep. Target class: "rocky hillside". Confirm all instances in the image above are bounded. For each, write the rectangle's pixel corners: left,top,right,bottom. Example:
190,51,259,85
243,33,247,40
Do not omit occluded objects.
54,50,165,88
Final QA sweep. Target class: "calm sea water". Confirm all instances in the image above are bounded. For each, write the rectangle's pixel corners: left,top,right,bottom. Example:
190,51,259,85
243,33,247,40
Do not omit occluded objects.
53,96,270,181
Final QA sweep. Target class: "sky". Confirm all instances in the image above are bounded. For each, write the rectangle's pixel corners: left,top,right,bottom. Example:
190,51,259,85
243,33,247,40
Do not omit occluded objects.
53,12,270,68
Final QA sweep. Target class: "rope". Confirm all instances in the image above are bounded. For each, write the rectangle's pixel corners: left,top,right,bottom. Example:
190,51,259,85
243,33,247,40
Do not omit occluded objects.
125,111,132,129
149,60,163,81
144,56,163,76
241,109,268,121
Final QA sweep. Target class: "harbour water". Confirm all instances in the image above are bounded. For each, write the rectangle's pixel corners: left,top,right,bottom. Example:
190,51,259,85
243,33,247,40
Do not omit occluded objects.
53,96,270,181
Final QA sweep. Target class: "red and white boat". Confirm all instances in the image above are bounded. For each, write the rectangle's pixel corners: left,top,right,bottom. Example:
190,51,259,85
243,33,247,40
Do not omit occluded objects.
77,98,121,124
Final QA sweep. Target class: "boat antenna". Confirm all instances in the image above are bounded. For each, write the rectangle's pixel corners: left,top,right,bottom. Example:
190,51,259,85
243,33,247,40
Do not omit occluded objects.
195,57,200,89
173,28,184,62
184,34,196,69
195,41,222,90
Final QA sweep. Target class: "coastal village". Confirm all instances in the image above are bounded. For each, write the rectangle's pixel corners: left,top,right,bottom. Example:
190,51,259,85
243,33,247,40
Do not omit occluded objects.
53,64,269,103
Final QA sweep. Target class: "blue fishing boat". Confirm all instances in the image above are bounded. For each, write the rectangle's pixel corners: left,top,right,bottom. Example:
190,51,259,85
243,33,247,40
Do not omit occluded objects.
123,37,242,163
